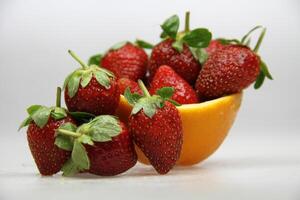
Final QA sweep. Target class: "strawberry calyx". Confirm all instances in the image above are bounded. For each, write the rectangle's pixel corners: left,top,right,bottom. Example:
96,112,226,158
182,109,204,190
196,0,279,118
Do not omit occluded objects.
19,87,68,130
64,50,115,98
216,26,264,47
108,40,154,51
124,80,180,118
216,26,273,89
88,54,102,66
135,39,154,49
88,39,153,66
55,115,122,176
160,11,212,64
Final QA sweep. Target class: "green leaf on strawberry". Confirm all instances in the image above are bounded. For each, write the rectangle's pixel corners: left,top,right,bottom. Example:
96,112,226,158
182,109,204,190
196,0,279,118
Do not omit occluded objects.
64,50,115,98
254,71,265,89
217,38,241,45
56,115,123,176
182,28,212,48
81,71,93,88
18,116,32,131
259,60,273,80
68,111,95,123
72,140,90,169
61,139,90,176
19,87,69,130
94,70,111,89
51,107,67,120
29,106,51,128
161,15,180,39
172,40,184,52
61,159,79,176
67,71,81,98
156,87,174,99
254,60,273,89
77,134,94,145
135,39,154,49
88,54,102,66
55,122,76,151
125,80,180,118
189,47,209,65
124,87,142,105
131,96,164,117
159,12,212,65
79,115,121,142
27,105,43,115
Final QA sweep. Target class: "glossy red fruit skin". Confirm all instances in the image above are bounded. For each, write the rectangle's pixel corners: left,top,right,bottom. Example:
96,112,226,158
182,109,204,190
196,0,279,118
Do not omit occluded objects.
101,43,148,81
85,122,137,176
27,116,75,176
195,45,260,99
149,38,201,84
117,78,142,95
129,102,183,174
149,65,199,104
65,77,120,115
205,40,225,56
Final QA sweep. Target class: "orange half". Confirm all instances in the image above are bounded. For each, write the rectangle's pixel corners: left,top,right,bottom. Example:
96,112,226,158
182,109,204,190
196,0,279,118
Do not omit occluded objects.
115,93,242,165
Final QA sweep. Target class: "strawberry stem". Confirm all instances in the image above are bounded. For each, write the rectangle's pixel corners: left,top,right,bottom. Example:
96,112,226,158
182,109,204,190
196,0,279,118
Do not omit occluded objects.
253,27,266,53
184,11,190,33
57,129,81,138
56,87,61,107
138,80,150,97
68,50,89,70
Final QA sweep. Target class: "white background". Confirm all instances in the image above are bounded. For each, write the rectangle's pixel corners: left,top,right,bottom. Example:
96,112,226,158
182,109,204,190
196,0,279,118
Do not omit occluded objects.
0,0,299,199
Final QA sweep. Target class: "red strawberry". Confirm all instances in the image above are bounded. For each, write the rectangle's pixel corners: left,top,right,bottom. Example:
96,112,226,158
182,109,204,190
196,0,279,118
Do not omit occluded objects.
149,12,212,84
64,50,120,116
56,115,137,176
195,27,273,99
85,121,137,176
19,87,76,175
27,117,74,175
149,39,201,84
117,78,142,95
149,65,198,104
101,42,148,81
205,39,225,56
195,45,260,99
125,80,183,174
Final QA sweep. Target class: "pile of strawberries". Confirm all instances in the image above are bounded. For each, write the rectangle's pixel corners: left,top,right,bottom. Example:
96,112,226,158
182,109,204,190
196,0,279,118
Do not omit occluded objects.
19,12,272,176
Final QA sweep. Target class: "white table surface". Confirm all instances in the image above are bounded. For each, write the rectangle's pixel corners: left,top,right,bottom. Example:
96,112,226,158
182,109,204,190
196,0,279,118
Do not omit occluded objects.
1,132,299,200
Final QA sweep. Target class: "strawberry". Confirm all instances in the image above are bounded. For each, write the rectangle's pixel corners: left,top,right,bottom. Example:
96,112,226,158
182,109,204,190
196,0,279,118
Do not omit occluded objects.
149,65,198,104
125,80,183,174
56,115,137,176
195,27,273,99
64,50,120,115
205,39,225,56
19,87,76,175
85,121,137,176
149,12,212,84
149,39,201,84
117,78,142,95
101,42,148,81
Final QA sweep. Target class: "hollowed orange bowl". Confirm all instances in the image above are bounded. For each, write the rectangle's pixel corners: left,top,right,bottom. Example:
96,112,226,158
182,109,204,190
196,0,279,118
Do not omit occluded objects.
115,93,242,165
